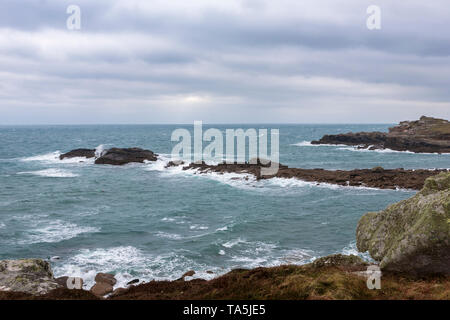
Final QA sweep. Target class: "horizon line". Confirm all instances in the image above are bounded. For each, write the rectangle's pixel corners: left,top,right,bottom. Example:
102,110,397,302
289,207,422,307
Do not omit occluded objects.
0,122,397,126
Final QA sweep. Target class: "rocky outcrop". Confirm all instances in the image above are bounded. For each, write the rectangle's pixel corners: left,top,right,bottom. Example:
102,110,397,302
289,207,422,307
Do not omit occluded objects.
356,172,450,275
311,116,450,153
94,147,157,165
0,259,61,295
90,273,117,296
181,161,448,190
59,148,95,160
60,147,158,165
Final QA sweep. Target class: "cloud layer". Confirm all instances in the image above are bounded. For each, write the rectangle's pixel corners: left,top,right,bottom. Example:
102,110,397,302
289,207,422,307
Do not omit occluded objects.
1,0,449,124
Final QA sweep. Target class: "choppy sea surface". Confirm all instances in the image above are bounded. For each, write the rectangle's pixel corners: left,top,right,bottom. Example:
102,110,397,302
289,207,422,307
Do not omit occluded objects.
1,124,449,289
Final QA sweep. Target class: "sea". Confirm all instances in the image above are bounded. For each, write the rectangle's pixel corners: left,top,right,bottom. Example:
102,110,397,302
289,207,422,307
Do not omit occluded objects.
1,124,449,289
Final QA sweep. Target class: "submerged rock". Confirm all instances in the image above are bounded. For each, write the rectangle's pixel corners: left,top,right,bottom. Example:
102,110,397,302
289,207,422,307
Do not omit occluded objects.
59,148,95,160
0,259,61,295
312,116,450,153
356,172,450,276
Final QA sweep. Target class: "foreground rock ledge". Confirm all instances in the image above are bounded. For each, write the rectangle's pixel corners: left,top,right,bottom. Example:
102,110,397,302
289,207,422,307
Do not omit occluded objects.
311,116,450,153
181,161,448,190
0,259,60,295
356,172,450,276
60,147,157,165
2,254,449,300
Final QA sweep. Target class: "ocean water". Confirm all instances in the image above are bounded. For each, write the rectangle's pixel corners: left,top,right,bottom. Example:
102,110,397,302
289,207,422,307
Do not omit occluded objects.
0,124,449,289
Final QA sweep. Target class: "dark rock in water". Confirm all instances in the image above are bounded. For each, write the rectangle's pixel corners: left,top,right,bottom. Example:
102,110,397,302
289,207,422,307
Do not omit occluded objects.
95,148,157,165
356,172,450,276
0,259,61,295
90,282,113,296
184,159,448,190
182,270,195,278
126,279,139,286
165,160,185,168
59,149,95,160
94,273,117,286
311,116,450,153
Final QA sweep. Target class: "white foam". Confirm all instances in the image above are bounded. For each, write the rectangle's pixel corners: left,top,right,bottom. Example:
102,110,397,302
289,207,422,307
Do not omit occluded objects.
280,249,316,264
20,220,99,245
189,225,208,230
155,231,183,240
17,168,79,178
53,246,218,290
53,246,149,290
264,177,386,191
291,141,348,147
95,144,107,158
338,145,450,155
216,226,228,232
222,238,246,248
340,242,373,262
0,222,5,229
20,151,94,164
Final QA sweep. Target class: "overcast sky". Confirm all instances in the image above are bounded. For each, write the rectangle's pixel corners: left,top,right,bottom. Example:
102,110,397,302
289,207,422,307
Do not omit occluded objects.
0,0,449,124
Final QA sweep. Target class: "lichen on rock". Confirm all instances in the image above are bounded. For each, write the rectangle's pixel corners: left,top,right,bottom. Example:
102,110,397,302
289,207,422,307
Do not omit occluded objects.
356,172,450,275
0,259,61,295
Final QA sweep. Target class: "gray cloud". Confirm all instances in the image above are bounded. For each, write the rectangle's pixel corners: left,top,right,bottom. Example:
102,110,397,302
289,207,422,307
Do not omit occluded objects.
0,0,449,124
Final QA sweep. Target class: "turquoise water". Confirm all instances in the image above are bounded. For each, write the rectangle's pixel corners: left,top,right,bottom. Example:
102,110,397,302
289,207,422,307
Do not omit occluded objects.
0,124,449,288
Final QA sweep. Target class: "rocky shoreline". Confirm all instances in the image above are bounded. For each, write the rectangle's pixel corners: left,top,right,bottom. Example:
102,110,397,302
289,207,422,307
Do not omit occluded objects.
181,161,447,190
311,116,450,153
1,172,449,300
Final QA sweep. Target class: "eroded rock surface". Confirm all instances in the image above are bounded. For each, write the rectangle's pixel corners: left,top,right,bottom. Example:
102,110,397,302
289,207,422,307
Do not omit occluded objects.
182,161,447,190
0,259,61,295
356,172,450,275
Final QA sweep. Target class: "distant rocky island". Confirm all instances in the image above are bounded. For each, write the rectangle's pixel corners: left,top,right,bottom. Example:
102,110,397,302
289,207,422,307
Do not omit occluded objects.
311,116,450,153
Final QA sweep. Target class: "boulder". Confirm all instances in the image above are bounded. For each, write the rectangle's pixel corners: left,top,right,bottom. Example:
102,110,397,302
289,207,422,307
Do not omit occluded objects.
356,172,450,275
94,147,157,165
0,259,61,295
94,273,117,286
90,282,113,296
59,148,95,160
126,279,139,286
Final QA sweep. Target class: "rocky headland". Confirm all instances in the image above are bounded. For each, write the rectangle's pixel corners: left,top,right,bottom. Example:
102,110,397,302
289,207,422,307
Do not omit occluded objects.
311,116,450,153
